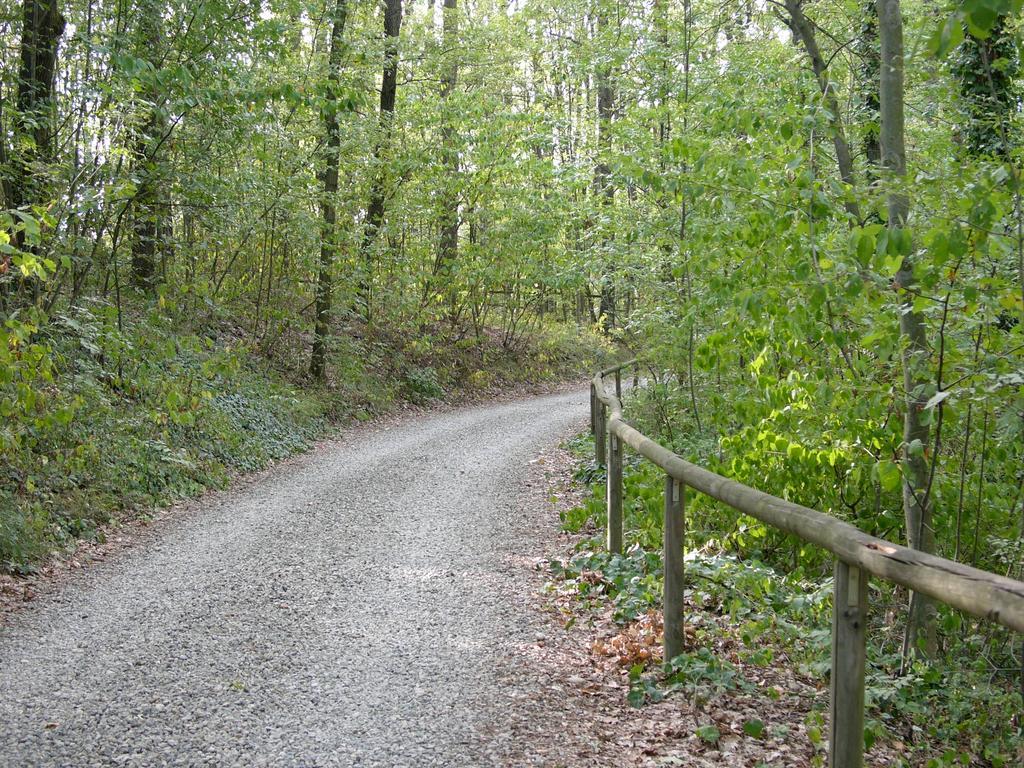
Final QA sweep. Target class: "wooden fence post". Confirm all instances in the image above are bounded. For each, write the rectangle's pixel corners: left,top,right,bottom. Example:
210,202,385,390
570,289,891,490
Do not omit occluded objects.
615,368,622,399
663,475,685,662
830,560,868,768
596,402,607,466
590,383,596,435
607,431,622,554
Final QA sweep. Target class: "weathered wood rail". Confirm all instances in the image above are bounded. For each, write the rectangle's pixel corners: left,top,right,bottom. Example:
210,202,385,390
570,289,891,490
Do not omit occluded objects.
590,360,1024,768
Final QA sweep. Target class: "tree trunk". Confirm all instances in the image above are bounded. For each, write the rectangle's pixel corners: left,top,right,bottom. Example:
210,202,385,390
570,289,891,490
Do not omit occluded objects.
784,0,860,221
358,0,403,322
654,0,673,279
3,0,65,299
430,0,459,323
310,0,349,380
878,0,937,664
952,16,1018,158
11,0,64,211
595,8,615,332
858,1,881,175
130,0,172,295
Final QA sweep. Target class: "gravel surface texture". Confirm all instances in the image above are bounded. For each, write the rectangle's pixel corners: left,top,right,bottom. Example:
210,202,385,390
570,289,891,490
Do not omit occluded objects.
0,389,589,767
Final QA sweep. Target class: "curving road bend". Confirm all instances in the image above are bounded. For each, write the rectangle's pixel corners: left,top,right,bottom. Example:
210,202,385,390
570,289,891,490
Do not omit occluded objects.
0,389,588,767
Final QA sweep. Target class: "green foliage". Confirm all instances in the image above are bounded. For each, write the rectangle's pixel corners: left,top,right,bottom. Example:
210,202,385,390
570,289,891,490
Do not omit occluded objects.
0,302,329,572
562,449,674,551
862,634,1024,764
743,719,766,739
629,647,754,708
949,15,1020,157
1,0,1022,758
693,724,721,744
550,546,663,624
928,2,1022,57
0,291,600,571
204,391,320,472
404,365,446,404
557,492,1023,761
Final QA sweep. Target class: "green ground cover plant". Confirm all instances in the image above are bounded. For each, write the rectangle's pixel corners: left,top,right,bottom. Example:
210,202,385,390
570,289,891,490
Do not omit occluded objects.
557,427,1023,765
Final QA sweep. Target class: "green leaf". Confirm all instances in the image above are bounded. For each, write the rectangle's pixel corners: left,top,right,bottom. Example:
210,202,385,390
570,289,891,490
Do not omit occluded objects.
876,460,901,493
882,251,902,277
927,13,965,58
10,209,40,240
743,719,766,739
695,725,720,744
857,233,874,264
892,226,913,256
965,7,998,38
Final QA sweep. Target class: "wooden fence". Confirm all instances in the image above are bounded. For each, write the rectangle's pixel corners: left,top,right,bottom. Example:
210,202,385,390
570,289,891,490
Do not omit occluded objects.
590,360,1024,768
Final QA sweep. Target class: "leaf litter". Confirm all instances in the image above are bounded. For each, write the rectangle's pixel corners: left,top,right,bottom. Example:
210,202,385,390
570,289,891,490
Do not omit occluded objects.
511,439,904,767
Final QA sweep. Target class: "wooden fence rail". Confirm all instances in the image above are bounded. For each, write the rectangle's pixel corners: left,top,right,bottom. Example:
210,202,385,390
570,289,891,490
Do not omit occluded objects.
589,360,1024,768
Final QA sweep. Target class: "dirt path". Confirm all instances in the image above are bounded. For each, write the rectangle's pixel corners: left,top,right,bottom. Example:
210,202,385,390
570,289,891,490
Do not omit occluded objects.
0,389,596,767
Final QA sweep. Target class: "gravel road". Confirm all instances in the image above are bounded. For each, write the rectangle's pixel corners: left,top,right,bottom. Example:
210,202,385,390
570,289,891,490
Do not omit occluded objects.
0,389,589,767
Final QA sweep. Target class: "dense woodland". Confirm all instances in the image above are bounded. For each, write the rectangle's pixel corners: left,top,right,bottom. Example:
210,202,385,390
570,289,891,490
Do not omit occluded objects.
1,0,1023,761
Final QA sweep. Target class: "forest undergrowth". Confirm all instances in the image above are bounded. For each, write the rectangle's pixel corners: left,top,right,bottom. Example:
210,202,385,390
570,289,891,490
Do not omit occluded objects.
0,299,606,575
548,418,1023,767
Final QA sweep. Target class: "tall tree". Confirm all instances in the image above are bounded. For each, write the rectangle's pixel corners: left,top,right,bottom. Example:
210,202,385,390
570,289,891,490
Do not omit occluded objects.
878,0,937,663
857,0,881,174
129,0,173,293
5,0,65,273
9,0,64,204
594,3,615,331
429,0,459,320
310,0,350,380
653,0,671,270
783,0,861,221
358,0,403,322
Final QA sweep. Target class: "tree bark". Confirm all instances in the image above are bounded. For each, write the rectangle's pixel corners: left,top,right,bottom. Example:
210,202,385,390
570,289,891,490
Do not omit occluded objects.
130,0,173,294
430,0,459,321
310,0,349,380
11,0,64,207
4,0,65,295
434,0,458,315
952,16,1018,158
654,0,673,279
878,0,937,663
858,1,881,175
358,0,403,322
595,8,615,332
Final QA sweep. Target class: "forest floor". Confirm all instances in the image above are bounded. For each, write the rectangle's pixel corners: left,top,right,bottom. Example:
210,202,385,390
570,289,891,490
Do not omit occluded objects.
523,445,910,767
